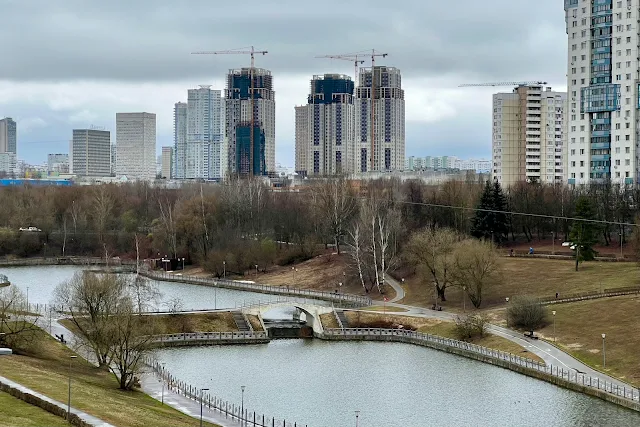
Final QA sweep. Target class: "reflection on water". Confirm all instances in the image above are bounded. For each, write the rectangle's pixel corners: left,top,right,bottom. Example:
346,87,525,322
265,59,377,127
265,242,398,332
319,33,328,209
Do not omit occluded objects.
156,340,640,427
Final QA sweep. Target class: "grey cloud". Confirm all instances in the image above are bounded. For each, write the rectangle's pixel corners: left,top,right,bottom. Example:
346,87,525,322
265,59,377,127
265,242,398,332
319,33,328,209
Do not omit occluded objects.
2,0,566,82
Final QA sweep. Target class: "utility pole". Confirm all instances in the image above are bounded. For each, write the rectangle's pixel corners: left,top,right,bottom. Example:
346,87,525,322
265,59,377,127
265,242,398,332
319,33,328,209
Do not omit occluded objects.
191,47,268,177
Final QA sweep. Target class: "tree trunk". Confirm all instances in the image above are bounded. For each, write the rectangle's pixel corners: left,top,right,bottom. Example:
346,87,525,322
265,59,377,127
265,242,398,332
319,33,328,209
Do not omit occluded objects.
437,285,447,302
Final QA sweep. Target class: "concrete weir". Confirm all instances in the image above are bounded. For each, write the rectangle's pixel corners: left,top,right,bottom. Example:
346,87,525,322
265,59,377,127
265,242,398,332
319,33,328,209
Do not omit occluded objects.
243,302,335,335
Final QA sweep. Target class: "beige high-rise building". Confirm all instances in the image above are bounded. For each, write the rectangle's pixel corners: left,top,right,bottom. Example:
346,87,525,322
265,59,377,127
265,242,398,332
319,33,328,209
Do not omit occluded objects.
161,146,173,179
492,85,567,187
116,112,157,181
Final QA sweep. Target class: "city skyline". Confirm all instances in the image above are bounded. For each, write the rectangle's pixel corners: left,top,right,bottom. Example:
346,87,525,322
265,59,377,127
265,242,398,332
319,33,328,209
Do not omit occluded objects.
0,0,566,166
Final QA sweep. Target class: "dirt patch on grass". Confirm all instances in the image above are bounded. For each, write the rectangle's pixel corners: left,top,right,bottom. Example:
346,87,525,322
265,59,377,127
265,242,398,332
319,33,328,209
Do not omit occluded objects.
319,313,339,329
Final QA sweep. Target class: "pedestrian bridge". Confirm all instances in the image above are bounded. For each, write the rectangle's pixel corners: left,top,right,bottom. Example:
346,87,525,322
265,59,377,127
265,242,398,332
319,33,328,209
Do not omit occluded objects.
242,302,335,334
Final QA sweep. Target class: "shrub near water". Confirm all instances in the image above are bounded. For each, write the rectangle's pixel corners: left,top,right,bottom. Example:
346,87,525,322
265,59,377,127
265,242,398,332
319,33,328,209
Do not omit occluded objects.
454,315,487,341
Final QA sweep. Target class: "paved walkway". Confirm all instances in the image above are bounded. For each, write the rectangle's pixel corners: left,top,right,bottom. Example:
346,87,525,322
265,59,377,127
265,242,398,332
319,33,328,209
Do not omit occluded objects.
0,374,114,427
140,375,241,427
384,275,406,303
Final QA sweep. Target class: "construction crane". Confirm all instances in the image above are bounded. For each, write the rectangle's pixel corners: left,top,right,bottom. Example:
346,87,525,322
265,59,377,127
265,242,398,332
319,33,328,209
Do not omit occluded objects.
315,53,365,83
192,46,268,177
458,81,548,88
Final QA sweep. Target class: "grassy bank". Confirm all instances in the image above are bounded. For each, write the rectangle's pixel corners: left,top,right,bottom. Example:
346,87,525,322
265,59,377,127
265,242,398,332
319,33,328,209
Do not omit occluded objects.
0,391,68,427
396,257,640,310
532,295,640,386
0,331,219,427
340,311,543,363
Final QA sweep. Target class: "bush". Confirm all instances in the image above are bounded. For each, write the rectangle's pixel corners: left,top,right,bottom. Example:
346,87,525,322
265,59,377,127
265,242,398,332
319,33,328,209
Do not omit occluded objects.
454,315,487,341
506,295,548,331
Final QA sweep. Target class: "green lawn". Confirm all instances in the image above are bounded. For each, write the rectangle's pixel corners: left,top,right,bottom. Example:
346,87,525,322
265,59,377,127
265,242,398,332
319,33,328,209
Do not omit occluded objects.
0,331,219,427
0,391,68,427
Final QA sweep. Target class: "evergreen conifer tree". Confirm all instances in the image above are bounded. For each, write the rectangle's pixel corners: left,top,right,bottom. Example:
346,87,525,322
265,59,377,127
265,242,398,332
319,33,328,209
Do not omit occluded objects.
569,196,598,271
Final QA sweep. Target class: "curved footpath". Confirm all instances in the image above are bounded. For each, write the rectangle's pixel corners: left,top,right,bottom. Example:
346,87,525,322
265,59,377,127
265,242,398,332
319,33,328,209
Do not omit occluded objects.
381,276,637,394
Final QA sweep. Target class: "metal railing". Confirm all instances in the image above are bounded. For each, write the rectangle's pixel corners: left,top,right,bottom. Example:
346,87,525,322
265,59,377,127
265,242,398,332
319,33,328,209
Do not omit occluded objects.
152,331,268,343
146,359,307,427
143,269,372,308
323,328,640,404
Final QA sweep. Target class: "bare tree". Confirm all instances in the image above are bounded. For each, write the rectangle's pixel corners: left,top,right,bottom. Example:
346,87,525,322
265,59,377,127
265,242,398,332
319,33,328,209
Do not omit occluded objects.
315,179,357,254
452,239,502,308
346,224,367,291
0,286,41,351
54,272,125,367
92,186,114,246
404,228,462,303
157,197,178,258
129,275,162,315
109,299,158,390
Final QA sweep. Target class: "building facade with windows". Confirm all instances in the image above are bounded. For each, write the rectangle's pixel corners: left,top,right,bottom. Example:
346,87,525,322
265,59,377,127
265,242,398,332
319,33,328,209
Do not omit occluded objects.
47,153,69,175
354,66,405,172
0,117,16,155
565,0,640,185
71,129,111,177
173,102,187,179
225,68,275,176
295,74,355,176
492,85,567,187
161,146,173,179
115,112,157,180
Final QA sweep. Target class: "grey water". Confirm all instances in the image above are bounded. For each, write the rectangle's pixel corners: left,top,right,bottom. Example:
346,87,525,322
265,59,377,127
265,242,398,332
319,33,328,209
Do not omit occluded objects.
155,340,640,427
0,265,324,311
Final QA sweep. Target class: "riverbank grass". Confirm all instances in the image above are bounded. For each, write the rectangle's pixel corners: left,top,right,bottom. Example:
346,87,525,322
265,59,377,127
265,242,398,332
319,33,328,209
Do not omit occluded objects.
0,331,220,427
0,391,68,427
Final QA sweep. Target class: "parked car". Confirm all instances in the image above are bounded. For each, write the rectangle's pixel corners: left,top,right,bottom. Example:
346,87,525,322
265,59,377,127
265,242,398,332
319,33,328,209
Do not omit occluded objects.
19,226,42,232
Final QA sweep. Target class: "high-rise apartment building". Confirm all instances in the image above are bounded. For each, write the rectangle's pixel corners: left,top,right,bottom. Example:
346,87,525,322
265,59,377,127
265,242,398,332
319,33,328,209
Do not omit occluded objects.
71,129,111,177
225,68,275,176
161,146,173,179
355,66,405,172
492,85,567,187
295,74,356,176
115,112,156,180
173,102,187,179
47,154,69,175
564,0,638,185
0,117,16,154
185,86,225,180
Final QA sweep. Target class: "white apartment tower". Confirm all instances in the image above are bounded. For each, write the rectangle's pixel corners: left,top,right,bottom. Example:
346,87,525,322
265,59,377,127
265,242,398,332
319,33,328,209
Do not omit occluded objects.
565,0,640,185
225,68,275,176
492,85,567,187
184,86,226,180
173,102,187,179
115,112,156,180
161,146,173,179
295,74,356,176
355,66,405,172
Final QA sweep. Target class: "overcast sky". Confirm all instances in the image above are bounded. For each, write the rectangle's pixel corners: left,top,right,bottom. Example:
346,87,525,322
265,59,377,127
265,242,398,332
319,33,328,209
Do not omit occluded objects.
0,0,568,166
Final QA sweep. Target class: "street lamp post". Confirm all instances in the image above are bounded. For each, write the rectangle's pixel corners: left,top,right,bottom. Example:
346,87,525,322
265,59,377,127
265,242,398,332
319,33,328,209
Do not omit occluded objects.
223,261,226,279
200,388,209,427
552,231,555,255
552,311,556,343
26,286,29,312
254,265,258,281
355,410,360,427
181,257,185,270
462,286,466,312
241,386,246,426
619,233,624,258
602,333,606,368
161,363,165,405
67,355,77,424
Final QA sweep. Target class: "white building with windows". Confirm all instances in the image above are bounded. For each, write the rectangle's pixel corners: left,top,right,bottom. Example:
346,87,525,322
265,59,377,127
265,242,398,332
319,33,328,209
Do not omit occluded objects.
492,85,566,188
173,102,187,179
295,74,355,176
115,112,156,180
71,129,111,177
0,117,16,155
565,0,639,185
355,66,405,172
47,154,69,174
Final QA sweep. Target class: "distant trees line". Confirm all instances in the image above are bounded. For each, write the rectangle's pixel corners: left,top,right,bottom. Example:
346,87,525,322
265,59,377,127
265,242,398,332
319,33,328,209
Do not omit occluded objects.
0,178,636,274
